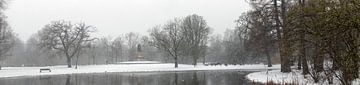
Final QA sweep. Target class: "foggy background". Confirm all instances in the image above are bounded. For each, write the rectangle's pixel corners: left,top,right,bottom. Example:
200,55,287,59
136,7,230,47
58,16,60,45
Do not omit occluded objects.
2,0,259,67
5,0,250,41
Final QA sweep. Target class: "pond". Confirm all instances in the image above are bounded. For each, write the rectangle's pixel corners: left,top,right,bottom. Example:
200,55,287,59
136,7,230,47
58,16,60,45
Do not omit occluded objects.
0,70,261,85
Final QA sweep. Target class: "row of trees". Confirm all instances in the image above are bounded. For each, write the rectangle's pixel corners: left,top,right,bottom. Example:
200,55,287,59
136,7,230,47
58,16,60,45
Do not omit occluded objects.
19,14,211,68
22,28,164,68
0,0,258,69
2,14,265,69
240,0,359,84
0,0,17,70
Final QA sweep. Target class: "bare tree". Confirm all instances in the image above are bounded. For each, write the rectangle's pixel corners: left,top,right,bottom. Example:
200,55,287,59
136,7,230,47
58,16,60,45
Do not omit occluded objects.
239,1,278,67
112,36,124,62
38,20,96,68
182,14,210,66
250,0,292,72
0,22,15,69
207,34,224,63
88,40,98,65
125,32,139,61
139,35,163,61
0,0,14,70
99,37,112,64
25,34,62,66
149,19,185,68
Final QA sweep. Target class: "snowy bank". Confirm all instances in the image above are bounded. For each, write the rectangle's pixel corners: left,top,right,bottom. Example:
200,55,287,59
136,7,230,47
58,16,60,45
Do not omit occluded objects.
247,70,360,85
115,61,161,64
0,63,280,78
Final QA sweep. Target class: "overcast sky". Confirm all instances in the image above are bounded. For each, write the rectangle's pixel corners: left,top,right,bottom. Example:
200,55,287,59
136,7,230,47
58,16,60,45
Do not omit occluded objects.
5,0,250,41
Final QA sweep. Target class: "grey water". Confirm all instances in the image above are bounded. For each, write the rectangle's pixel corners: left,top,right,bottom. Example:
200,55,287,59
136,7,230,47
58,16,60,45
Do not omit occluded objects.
0,70,261,85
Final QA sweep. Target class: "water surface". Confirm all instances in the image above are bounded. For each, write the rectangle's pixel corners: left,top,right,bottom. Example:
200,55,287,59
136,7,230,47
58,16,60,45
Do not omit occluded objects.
0,70,260,85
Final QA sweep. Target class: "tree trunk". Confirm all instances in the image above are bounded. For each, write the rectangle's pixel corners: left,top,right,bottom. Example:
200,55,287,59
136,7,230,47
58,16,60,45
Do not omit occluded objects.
75,52,79,69
115,52,118,63
203,56,206,65
193,57,197,67
301,46,309,74
314,46,324,72
92,55,95,65
174,56,178,68
266,51,272,67
280,26,292,72
67,57,72,68
341,37,359,84
297,55,302,70
299,0,309,75
280,0,291,73
273,0,290,72
280,41,291,72
300,31,309,74
280,22,292,72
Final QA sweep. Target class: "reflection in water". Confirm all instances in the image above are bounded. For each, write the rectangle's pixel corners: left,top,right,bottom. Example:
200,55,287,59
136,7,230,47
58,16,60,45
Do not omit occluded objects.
174,73,178,85
192,72,199,85
0,70,260,85
65,75,70,85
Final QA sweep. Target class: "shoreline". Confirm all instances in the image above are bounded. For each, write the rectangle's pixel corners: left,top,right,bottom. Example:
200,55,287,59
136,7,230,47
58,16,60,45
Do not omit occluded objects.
246,69,360,85
0,63,280,78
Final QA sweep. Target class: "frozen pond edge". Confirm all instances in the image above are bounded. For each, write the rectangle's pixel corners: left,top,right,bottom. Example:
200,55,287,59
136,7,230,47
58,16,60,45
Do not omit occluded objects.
0,63,280,78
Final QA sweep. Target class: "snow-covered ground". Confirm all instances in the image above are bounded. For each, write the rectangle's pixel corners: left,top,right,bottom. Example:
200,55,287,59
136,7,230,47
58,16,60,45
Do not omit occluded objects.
115,61,161,64
247,70,360,85
0,62,280,78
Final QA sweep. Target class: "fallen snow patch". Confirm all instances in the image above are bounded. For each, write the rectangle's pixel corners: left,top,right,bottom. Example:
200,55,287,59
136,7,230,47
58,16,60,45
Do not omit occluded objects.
0,63,280,78
247,70,360,85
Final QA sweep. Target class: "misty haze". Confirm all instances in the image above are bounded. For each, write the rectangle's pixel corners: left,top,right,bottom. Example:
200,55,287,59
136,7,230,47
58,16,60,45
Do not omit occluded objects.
0,0,359,85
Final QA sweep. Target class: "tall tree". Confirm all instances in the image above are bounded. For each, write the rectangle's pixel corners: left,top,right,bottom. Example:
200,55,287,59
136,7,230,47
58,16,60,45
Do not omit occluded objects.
242,1,278,67
149,19,185,68
207,34,224,63
112,36,124,62
38,20,96,68
278,0,292,73
298,0,309,75
0,0,16,70
0,22,15,69
99,37,112,64
125,32,139,61
247,0,292,71
182,14,210,66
